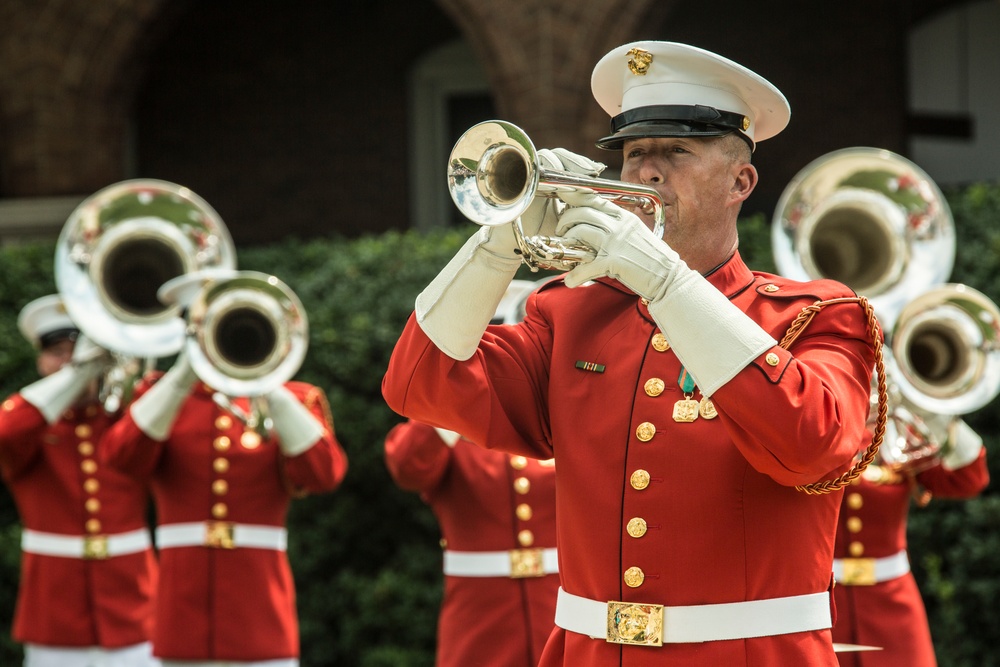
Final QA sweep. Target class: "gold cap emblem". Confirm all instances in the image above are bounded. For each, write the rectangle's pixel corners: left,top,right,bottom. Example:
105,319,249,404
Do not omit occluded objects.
627,48,653,75
742,116,751,131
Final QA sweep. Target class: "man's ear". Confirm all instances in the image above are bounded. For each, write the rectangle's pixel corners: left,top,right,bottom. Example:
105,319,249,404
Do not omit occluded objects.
730,163,757,204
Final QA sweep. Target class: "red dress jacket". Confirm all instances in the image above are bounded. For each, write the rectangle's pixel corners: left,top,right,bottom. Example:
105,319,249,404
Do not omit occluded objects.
833,451,989,667
385,420,559,666
100,378,347,662
0,396,157,648
383,253,876,667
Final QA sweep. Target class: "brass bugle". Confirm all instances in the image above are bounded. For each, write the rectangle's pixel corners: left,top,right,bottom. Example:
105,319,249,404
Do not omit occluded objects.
447,120,665,271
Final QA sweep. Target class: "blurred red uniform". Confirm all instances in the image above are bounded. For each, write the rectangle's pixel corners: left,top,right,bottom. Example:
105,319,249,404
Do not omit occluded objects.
0,294,158,667
0,399,158,658
385,419,558,666
833,430,989,667
101,377,347,664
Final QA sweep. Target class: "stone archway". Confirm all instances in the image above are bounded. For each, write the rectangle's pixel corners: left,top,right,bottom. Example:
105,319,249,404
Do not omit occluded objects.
432,0,672,158
0,0,177,196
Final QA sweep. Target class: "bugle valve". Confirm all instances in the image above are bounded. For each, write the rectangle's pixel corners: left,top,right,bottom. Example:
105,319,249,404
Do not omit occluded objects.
447,120,665,271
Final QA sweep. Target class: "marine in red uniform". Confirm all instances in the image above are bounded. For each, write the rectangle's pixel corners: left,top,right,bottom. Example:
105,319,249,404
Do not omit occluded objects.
100,273,349,667
383,41,877,666
384,280,558,666
385,423,558,666
833,412,989,666
0,295,158,667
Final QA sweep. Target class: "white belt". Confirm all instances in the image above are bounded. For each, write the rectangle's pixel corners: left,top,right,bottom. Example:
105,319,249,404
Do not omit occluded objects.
555,586,831,647
443,548,558,578
156,522,287,551
833,549,909,585
21,528,151,560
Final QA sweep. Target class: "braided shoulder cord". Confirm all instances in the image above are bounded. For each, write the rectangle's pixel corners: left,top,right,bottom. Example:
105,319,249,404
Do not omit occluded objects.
777,296,888,495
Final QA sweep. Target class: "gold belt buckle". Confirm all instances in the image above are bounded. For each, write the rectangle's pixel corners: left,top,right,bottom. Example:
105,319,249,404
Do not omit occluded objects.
509,548,545,578
205,521,235,549
606,600,664,647
840,558,877,585
83,535,109,560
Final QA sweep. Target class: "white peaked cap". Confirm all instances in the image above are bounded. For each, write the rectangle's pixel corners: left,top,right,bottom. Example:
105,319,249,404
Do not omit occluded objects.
591,41,790,151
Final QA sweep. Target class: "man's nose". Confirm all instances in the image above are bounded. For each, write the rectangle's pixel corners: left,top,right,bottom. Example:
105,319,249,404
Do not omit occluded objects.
639,159,664,184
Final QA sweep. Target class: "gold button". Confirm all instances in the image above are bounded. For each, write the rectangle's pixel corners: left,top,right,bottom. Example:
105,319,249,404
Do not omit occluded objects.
84,478,99,494
211,503,228,519
651,333,670,352
764,284,780,293
636,422,656,442
630,469,650,490
509,456,527,470
75,424,92,438
78,442,94,456
626,517,647,538
849,541,864,557
513,477,530,495
765,352,780,366
85,498,100,513
2,399,15,411
85,518,102,534
212,479,229,496
643,378,665,397
213,436,231,452
847,516,863,533
241,431,262,450
81,459,97,474
518,529,534,547
213,457,230,474
516,503,533,521
847,493,863,510
623,566,645,588
215,415,233,430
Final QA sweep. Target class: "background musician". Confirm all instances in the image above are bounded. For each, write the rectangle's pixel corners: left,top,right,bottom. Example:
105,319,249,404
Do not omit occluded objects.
99,271,349,667
0,295,159,667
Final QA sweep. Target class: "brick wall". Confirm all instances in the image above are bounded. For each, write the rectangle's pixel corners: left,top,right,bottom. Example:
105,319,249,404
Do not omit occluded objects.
0,0,973,243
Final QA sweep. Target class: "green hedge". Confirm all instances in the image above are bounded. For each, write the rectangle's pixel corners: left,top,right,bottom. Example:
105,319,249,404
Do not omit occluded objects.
1,184,998,664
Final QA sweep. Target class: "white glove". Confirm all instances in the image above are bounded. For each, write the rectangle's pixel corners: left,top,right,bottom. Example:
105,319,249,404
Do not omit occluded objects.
906,402,984,471
20,335,110,424
434,427,461,447
940,419,984,470
416,148,606,361
129,351,197,441
265,385,326,456
557,191,775,397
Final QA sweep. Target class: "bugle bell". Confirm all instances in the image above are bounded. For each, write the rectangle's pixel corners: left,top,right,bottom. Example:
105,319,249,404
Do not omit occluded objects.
55,179,237,358
177,270,309,399
771,147,955,328
165,270,308,436
55,179,236,411
889,283,1000,416
447,120,665,271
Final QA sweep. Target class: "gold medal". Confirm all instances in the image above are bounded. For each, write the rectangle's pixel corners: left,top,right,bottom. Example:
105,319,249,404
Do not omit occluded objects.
672,397,699,423
698,396,718,420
